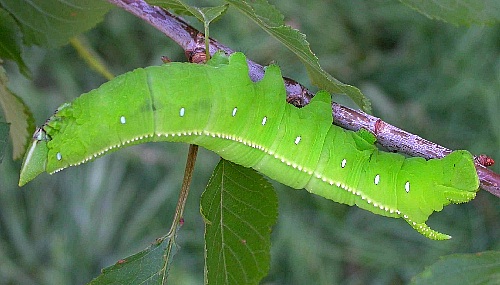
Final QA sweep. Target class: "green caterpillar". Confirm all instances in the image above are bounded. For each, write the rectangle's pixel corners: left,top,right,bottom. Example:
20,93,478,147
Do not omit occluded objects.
19,52,479,240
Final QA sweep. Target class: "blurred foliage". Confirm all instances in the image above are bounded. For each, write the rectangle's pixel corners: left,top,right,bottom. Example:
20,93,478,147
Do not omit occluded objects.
398,0,500,26
411,251,500,285
0,0,112,48
0,0,499,284
0,117,7,163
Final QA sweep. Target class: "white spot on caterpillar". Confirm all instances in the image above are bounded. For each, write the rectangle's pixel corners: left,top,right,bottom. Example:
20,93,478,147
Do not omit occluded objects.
120,116,126,124
261,116,267,125
179,107,185,117
405,181,410,193
232,107,237,117
341,159,347,168
56,152,62,161
294,136,301,145
374,174,380,185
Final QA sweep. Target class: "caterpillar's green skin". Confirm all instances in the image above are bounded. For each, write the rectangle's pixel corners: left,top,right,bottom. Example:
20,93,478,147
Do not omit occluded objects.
19,52,479,240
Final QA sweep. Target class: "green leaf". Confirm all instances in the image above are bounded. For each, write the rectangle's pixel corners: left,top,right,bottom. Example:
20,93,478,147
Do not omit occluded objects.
148,0,194,17
0,8,30,77
196,5,229,25
0,118,8,164
150,1,229,24
0,0,112,48
201,160,278,285
0,66,34,160
151,0,229,59
88,235,179,284
399,0,500,26
411,251,500,285
225,0,371,112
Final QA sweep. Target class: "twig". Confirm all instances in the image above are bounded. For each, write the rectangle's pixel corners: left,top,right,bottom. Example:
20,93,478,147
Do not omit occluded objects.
159,145,198,284
167,144,198,237
107,0,500,197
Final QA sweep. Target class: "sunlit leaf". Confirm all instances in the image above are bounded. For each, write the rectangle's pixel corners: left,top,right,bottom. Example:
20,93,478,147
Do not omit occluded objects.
0,66,34,160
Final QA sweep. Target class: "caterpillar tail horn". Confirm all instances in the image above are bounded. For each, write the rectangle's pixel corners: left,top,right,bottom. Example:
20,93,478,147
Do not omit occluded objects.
405,218,451,240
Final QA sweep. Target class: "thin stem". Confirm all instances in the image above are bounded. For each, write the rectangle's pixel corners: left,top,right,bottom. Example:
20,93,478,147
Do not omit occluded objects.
69,36,114,80
160,145,198,283
168,144,199,237
204,22,210,61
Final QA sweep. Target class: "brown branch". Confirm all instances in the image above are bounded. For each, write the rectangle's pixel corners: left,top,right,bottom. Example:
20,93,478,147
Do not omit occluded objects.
107,0,500,197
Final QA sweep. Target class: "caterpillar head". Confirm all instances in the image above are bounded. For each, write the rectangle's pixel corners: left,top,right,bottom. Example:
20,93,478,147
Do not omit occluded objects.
19,128,49,186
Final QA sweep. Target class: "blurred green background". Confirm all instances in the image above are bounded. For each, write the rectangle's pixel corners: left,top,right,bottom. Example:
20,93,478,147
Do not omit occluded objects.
1,0,499,284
